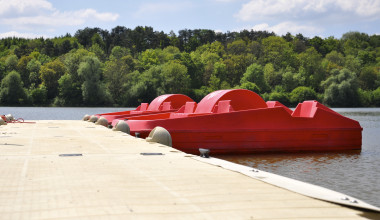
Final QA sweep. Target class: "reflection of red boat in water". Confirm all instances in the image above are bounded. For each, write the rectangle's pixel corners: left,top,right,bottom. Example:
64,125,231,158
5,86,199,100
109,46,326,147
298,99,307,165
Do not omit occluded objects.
87,94,193,125
118,89,362,154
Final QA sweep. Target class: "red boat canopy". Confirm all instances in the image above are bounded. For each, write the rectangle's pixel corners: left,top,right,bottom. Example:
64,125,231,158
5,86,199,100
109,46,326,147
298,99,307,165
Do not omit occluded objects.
194,89,268,114
146,94,194,111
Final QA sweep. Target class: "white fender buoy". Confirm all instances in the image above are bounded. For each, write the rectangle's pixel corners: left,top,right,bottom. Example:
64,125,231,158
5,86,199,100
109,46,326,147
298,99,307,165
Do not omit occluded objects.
95,117,108,127
0,118,6,125
5,114,14,122
82,114,90,121
146,126,172,147
112,120,130,134
88,115,98,123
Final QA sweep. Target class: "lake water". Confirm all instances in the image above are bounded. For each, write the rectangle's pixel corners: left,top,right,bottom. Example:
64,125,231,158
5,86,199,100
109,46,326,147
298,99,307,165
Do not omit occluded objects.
1,106,379,208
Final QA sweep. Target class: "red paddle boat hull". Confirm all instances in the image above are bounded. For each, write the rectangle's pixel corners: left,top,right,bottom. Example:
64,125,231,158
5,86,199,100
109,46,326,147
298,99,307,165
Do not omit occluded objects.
120,90,362,154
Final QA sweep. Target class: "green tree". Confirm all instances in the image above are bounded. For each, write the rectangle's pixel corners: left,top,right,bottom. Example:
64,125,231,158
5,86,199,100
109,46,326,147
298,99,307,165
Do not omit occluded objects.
342,32,370,56
17,55,32,87
39,59,66,99
30,85,47,105
190,48,214,86
227,39,247,55
240,63,268,92
246,41,262,59
373,87,380,106
89,43,106,61
139,49,162,70
264,63,281,89
298,47,324,90
78,56,108,105
323,36,341,54
238,81,261,93
110,46,129,60
127,67,163,105
344,55,361,73
161,61,190,94
27,58,41,74
27,58,42,86
289,86,318,104
309,36,326,55
208,73,221,91
91,33,105,49
358,67,378,90
64,49,94,82
162,46,181,61
325,51,345,67
0,62,6,81
181,52,202,88
261,36,296,69
1,27,379,108
321,68,359,107
56,74,82,106
5,54,18,72
282,71,298,92
42,39,56,57
29,72,40,87
63,49,94,104
103,54,130,104
358,88,373,107
209,61,229,89
58,39,72,54
224,54,256,86
357,50,376,65
0,71,27,105
268,91,290,105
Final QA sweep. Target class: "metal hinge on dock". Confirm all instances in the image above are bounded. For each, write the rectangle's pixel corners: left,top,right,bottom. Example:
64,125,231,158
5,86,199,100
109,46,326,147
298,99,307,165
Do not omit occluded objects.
59,154,83,157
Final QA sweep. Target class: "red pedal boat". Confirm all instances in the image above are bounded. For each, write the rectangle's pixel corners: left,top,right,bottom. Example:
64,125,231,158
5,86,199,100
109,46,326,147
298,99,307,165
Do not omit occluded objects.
88,94,193,125
119,89,362,154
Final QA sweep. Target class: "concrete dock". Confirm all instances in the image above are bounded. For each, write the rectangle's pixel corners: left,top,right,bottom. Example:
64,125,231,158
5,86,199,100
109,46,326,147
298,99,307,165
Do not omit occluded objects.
0,120,379,219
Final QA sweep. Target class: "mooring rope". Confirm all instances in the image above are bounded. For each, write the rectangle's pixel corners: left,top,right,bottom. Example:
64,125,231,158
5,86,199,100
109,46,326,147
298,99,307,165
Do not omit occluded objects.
1,115,36,124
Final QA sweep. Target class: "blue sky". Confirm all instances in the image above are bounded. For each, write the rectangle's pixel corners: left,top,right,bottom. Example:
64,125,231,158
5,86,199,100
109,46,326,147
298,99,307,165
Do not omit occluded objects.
0,0,379,39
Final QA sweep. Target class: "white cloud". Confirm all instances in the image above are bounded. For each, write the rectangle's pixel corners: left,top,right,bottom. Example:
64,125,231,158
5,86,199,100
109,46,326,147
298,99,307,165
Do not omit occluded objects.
236,0,380,21
251,22,323,36
134,2,192,18
0,0,119,30
0,31,49,39
0,0,54,17
213,0,238,2
236,0,292,20
79,9,119,22
337,0,380,17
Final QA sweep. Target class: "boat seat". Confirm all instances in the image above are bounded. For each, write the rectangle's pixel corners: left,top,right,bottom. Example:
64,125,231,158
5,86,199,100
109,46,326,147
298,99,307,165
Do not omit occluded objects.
176,102,197,113
160,102,172,111
266,101,293,115
213,100,234,113
140,103,149,111
291,101,317,118
130,103,149,114
170,102,197,118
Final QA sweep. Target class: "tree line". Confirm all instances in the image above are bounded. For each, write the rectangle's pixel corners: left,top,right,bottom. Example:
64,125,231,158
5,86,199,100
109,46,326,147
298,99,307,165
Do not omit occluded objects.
0,26,379,107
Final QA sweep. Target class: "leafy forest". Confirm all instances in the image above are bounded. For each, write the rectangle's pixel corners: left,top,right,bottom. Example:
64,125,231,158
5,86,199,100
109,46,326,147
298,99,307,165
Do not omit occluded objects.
0,26,379,107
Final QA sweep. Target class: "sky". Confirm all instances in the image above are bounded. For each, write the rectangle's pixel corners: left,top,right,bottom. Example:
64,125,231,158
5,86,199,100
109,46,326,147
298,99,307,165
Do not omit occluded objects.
0,0,379,39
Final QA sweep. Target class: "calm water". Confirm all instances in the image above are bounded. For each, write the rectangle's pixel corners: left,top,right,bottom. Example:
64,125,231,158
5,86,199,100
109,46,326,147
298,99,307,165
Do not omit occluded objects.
219,108,380,208
0,107,134,120
1,106,379,207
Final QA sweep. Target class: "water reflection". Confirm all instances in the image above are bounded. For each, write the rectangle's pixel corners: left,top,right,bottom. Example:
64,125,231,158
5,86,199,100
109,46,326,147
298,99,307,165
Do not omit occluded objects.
217,148,380,207
218,151,361,175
